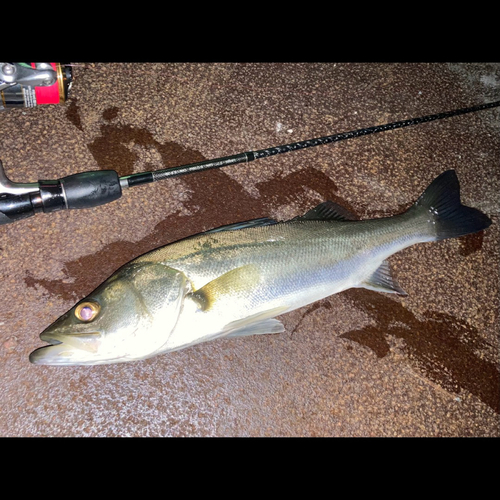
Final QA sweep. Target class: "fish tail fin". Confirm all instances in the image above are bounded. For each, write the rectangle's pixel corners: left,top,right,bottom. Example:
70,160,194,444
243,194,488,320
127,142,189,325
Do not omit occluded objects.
410,170,492,241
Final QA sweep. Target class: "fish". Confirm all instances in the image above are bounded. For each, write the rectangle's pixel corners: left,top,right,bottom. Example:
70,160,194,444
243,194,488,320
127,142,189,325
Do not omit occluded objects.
29,170,492,366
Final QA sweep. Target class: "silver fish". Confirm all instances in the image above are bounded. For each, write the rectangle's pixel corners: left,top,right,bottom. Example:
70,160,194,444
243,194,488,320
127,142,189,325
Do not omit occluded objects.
30,170,491,366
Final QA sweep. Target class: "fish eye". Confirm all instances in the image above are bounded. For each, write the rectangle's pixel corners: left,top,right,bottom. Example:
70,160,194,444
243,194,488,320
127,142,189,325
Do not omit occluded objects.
75,301,101,322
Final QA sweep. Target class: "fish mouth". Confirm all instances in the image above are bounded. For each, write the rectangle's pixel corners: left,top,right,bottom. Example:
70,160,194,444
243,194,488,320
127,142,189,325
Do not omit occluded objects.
29,331,102,366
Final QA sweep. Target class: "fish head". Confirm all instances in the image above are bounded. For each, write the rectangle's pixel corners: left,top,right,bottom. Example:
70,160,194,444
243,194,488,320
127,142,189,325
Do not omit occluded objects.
29,262,190,366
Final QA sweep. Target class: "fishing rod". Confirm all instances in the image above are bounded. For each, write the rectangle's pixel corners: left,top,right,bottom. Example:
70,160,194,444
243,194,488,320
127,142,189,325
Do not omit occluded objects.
1,100,499,226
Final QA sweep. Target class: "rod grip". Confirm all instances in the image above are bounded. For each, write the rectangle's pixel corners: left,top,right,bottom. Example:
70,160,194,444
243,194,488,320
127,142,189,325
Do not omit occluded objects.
0,170,122,225
0,193,36,225
60,170,122,209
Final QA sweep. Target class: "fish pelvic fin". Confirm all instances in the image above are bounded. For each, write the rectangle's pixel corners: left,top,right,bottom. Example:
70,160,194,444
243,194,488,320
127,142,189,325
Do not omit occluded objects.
225,317,286,338
223,307,288,337
410,170,492,241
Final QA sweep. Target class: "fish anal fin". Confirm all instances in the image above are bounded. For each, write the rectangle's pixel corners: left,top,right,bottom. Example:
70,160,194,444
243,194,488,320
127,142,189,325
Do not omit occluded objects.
191,265,261,312
359,260,407,296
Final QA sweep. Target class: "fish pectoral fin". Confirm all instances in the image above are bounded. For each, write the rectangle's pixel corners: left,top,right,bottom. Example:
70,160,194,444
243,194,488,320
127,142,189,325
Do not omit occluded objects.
358,260,407,296
190,264,262,312
223,306,288,338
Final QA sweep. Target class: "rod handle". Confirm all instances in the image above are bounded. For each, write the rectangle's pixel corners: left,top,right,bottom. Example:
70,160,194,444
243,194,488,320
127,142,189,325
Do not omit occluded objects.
0,170,122,225
0,193,36,225
61,170,122,209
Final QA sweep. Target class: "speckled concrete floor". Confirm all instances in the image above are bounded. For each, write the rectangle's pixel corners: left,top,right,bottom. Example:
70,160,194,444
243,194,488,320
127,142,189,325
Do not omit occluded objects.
0,63,498,436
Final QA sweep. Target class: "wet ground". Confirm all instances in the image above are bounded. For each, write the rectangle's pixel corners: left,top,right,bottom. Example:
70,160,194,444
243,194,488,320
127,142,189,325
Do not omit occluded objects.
0,63,498,436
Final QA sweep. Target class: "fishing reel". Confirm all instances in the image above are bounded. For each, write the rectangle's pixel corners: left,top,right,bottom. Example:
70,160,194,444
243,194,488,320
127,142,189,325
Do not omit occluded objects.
0,63,72,109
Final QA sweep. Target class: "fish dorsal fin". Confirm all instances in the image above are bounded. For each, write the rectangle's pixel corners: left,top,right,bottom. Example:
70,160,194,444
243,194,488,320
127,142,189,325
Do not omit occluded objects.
190,265,262,311
358,260,407,295
294,201,358,222
202,217,277,235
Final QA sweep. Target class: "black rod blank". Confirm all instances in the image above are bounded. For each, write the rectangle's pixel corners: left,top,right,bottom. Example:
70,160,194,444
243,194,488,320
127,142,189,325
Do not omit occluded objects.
120,100,500,189
1,100,499,227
